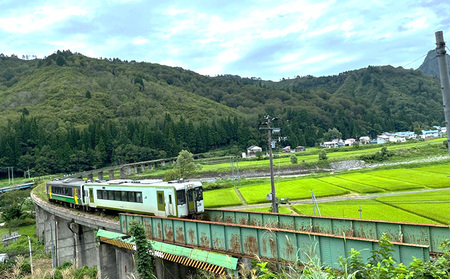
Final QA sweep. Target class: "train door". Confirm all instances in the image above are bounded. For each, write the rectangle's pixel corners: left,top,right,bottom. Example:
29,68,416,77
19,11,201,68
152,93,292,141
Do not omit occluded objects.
187,188,197,214
168,194,174,216
157,191,165,216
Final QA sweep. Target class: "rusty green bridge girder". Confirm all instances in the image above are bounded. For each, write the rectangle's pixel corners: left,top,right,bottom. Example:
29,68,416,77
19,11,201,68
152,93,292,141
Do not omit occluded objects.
203,209,450,254
119,212,434,270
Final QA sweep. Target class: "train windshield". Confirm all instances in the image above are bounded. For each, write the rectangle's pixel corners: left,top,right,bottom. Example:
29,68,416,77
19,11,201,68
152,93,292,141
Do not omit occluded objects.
176,189,186,205
195,187,203,201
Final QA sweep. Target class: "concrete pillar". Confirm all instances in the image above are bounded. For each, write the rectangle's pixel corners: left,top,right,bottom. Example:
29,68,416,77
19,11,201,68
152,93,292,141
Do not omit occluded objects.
116,248,134,279
55,217,76,266
87,173,94,181
141,164,145,173
98,171,104,180
109,170,115,180
99,243,118,279
148,164,153,170
161,161,166,167
120,168,127,178
78,225,98,268
134,165,138,174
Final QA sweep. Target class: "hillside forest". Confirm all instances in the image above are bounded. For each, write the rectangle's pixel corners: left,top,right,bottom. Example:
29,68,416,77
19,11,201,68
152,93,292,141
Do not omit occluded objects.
0,50,445,177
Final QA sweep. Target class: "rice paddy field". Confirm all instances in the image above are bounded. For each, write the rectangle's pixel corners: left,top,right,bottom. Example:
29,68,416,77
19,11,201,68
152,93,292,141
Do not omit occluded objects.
291,199,440,224
203,162,450,224
238,178,350,204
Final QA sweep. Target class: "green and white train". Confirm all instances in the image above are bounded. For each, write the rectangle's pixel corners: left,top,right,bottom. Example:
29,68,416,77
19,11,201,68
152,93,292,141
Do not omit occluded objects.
46,178,204,218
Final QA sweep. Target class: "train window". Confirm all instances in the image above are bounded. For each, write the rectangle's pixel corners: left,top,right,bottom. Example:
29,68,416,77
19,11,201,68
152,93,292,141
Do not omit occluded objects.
115,191,121,201
158,193,163,204
136,192,143,203
107,191,114,200
177,190,186,205
169,195,172,204
195,187,203,201
121,191,128,201
97,190,103,199
129,192,136,202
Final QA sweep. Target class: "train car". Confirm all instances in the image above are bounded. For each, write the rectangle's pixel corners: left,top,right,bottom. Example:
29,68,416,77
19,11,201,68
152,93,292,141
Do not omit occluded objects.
83,179,204,218
46,178,86,208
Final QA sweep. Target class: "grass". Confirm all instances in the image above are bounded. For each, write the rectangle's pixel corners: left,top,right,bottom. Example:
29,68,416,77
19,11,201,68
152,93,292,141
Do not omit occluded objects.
371,168,450,188
336,173,423,192
238,178,349,204
317,176,382,193
292,199,439,224
376,190,450,224
203,188,242,208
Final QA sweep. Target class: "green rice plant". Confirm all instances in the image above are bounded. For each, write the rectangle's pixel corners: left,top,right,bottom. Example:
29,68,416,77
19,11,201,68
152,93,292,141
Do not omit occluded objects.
413,164,450,174
371,169,450,188
317,176,383,193
338,173,423,191
376,190,450,224
203,188,242,208
292,199,438,224
239,178,349,204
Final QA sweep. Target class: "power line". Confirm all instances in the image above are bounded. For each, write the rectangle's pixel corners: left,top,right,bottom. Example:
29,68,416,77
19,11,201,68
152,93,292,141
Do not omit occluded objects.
403,53,428,68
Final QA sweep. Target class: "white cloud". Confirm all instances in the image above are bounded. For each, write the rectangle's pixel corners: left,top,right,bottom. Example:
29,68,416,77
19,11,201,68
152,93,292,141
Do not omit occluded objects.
0,3,88,34
132,37,149,45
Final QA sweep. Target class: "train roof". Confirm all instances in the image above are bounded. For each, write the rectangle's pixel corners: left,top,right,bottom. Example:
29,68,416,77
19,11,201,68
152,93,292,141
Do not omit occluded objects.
47,178,85,187
85,179,202,190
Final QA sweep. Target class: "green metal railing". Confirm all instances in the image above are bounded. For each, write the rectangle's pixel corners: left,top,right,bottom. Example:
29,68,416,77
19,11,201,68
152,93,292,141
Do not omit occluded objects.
119,213,430,269
204,209,450,253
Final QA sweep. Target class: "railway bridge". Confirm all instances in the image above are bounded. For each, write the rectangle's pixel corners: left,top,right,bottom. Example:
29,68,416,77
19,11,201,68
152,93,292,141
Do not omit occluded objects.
33,193,450,278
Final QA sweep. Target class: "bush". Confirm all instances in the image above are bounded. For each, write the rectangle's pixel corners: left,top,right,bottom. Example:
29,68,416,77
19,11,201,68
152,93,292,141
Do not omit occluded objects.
318,150,328,160
290,154,298,164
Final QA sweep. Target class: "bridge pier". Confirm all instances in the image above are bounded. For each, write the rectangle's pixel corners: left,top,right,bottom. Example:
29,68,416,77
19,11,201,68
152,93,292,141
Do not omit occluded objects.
120,167,127,178
99,243,134,279
109,170,115,180
141,164,145,173
87,173,94,181
98,172,104,180
134,165,138,174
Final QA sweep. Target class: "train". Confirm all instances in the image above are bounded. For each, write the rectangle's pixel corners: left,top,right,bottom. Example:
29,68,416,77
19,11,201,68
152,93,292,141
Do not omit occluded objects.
46,178,204,218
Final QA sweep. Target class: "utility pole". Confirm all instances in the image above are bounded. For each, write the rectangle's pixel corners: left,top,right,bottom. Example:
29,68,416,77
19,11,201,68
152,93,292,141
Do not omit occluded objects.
435,31,450,162
259,115,279,213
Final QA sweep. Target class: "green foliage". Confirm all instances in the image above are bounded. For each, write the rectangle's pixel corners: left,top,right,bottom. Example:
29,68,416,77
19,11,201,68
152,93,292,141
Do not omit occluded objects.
129,220,155,279
173,150,202,179
318,150,328,160
290,154,298,164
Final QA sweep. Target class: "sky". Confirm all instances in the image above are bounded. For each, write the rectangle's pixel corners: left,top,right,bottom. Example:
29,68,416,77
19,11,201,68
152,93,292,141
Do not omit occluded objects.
0,0,449,81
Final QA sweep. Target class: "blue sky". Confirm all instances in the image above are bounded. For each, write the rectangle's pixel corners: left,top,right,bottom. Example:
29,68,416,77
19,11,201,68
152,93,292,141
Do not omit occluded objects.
0,0,449,81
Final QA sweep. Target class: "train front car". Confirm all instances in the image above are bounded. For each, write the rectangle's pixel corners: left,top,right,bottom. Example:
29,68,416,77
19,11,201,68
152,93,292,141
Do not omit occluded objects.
176,181,204,218
46,178,86,208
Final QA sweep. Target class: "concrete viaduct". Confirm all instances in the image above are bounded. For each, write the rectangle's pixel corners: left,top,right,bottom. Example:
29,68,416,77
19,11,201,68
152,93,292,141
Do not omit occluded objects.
32,193,197,278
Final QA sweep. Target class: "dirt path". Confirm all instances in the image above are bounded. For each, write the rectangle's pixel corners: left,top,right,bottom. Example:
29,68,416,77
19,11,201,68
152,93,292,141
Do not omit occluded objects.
233,187,247,205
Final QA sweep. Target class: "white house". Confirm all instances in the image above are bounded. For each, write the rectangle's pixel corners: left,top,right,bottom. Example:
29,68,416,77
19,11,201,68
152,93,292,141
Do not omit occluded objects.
322,141,339,148
247,145,262,157
359,136,371,144
344,138,357,146
377,135,390,144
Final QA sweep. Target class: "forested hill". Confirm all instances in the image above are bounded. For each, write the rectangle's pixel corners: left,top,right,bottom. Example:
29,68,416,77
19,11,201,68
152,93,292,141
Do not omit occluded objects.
0,50,445,176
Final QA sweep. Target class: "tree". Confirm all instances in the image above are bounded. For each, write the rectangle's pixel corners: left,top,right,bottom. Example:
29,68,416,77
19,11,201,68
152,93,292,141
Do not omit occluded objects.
290,154,298,164
323,128,342,141
319,150,328,160
128,220,155,279
173,150,201,178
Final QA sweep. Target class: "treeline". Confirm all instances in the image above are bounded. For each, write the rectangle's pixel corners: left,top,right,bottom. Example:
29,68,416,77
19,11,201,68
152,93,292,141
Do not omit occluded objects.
0,114,259,178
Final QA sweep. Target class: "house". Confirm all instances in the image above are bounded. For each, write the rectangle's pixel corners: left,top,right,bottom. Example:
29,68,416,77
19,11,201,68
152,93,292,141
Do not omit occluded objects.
421,130,441,139
247,146,262,157
282,146,291,153
394,131,416,140
344,138,357,146
359,136,371,144
322,141,339,148
377,135,390,144
295,146,305,152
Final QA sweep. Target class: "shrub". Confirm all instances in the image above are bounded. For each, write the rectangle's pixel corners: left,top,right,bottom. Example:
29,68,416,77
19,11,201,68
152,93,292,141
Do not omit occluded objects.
318,150,328,160
290,154,298,164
